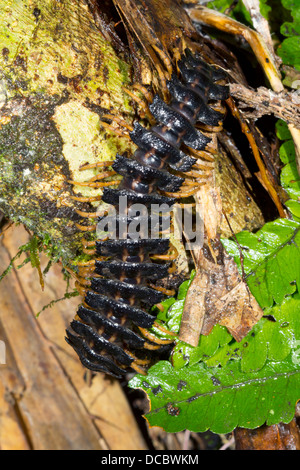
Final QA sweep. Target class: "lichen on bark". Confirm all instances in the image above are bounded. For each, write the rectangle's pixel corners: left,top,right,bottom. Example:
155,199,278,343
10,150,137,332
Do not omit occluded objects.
0,0,135,266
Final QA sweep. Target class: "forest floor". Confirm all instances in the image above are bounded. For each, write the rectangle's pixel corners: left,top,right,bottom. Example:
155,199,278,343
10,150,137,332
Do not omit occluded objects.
0,224,232,450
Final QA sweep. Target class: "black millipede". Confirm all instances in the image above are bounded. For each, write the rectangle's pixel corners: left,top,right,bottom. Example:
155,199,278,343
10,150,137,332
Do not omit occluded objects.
65,49,229,378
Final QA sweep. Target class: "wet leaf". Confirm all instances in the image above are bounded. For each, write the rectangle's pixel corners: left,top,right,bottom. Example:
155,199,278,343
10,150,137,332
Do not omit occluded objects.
222,218,300,308
205,295,300,371
130,355,300,434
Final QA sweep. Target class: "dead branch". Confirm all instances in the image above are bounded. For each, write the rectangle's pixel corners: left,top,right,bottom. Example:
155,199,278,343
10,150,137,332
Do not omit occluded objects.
230,84,300,127
241,0,280,67
185,4,300,175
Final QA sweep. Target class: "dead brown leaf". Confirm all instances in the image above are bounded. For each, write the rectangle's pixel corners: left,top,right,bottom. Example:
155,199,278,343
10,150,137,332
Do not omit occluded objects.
179,238,264,346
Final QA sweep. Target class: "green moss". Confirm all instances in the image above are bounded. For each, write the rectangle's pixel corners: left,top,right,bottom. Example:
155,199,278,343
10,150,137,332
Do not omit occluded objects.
0,0,132,111
0,0,135,268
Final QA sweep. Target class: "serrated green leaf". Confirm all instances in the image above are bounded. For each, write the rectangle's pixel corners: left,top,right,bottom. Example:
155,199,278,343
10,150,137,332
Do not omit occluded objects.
222,218,300,308
130,356,300,434
171,325,232,369
278,37,300,70
285,200,300,219
169,294,300,373
206,295,300,370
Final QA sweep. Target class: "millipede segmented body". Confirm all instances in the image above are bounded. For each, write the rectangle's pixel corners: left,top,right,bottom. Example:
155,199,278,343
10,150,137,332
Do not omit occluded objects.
66,49,229,378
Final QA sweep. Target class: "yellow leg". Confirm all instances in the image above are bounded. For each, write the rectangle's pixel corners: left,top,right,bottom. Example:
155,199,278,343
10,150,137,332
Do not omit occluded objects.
79,161,115,171
99,119,131,137
149,284,176,297
102,113,134,132
130,362,147,375
88,170,117,182
164,182,207,197
139,327,175,345
153,321,177,337
69,180,120,188
132,83,153,104
152,44,173,77
71,195,102,203
123,86,155,123
75,209,99,218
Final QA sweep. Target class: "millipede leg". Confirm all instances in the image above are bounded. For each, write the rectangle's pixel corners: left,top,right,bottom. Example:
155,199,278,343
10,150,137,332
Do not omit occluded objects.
79,161,115,171
130,362,147,375
154,303,165,312
138,327,175,345
75,259,101,268
164,182,207,197
123,86,155,123
75,223,97,232
99,119,131,137
132,83,153,104
75,209,99,218
69,179,120,188
153,321,177,337
71,195,102,203
150,243,178,261
189,149,215,163
82,248,97,256
168,263,177,274
75,277,91,287
149,284,176,297
150,252,177,261
102,114,134,132
152,44,173,78
76,283,88,297
88,170,117,183
82,238,96,248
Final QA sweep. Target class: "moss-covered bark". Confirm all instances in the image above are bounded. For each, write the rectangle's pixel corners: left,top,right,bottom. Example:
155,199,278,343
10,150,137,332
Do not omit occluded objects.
0,0,265,268
0,0,134,265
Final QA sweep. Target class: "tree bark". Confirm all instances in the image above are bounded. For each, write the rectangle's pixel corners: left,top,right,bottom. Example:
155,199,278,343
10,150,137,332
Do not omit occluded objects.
0,0,134,265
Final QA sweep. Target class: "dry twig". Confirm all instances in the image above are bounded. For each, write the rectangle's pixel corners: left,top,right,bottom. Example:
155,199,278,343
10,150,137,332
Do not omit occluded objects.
185,4,300,174
230,84,300,127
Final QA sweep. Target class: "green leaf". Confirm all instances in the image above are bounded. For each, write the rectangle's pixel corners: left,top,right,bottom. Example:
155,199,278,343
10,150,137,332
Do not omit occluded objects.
281,161,300,199
278,37,300,70
277,0,300,70
276,119,292,141
130,356,300,434
205,295,300,371
275,119,300,220
169,294,300,373
222,218,300,308
285,200,300,219
206,0,252,25
155,270,196,332
171,325,232,369
279,140,298,164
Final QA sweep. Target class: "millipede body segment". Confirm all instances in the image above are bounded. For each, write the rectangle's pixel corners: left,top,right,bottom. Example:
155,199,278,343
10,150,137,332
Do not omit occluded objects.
66,49,229,378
